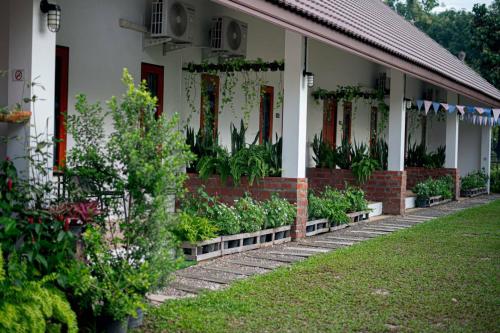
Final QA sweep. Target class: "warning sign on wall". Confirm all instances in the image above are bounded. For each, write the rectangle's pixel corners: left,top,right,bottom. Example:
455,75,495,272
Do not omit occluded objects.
12,69,24,82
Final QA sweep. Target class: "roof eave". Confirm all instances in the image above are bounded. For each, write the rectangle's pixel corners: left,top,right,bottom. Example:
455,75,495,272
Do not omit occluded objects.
212,0,500,107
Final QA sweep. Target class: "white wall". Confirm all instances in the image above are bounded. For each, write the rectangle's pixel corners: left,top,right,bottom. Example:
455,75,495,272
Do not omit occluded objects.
458,122,481,176
0,0,9,159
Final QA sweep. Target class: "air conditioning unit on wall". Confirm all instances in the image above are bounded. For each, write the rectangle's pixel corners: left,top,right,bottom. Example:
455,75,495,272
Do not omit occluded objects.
210,16,247,57
150,0,195,44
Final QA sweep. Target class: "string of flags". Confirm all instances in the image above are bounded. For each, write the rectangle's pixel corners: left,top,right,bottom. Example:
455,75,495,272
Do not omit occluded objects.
415,99,500,127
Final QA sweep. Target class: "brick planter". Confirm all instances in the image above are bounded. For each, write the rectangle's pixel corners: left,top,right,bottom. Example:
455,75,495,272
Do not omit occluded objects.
184,174,308,239
307,168,406,215
406,167,460,199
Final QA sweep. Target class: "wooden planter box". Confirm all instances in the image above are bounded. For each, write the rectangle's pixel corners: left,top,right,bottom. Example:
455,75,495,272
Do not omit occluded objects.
306,218,330,237
460,187,487,198
273,225,291,244
347,211,370,223
181,237,222,261
416,195,451,208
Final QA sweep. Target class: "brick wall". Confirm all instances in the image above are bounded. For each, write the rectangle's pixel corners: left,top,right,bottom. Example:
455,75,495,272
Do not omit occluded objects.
406,167,460,199
307,168,407,215
184,174,308,239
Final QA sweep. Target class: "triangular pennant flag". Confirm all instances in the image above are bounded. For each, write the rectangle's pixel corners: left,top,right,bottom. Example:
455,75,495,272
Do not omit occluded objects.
456,105,465,115
416,100,424,111
467,106,475,113
484,108,492,116
448,104,456,113
424,100,432,114
440,103,449,111
432,102,441,113
493,109,500,121
476,107,484,114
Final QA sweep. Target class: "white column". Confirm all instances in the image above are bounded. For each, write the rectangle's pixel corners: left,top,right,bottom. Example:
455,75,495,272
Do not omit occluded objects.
6,0,56,176
481,126,492,193
387,68,406,171
282,30,308,178
445,91,459,168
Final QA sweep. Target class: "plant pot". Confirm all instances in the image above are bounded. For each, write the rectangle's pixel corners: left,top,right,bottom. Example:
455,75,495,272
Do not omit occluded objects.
128,308,143,329
0,110,32,123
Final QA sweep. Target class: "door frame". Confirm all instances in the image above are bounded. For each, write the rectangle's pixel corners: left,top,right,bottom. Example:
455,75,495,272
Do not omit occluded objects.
322,97,337,147
141,62,164,116
259,85,274,144
200,74,220,137
54,45,69,171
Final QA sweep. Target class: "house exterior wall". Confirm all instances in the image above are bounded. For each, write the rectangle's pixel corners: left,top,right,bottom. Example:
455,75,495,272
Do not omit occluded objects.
0,1,9,160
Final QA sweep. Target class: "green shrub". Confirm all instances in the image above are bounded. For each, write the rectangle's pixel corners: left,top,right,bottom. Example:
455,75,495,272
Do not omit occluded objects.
308,188,350,224
311,133,337,169
461,170,489,191
351,157,379,184
491,167,500,193
234,195,265,233
173,212,218,243
344,187,369,213
262,194,296,228
414,176,453,199
211,203,241,235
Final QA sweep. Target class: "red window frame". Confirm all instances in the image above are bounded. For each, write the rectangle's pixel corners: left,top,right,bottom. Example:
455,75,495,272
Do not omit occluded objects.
342,102,352,144
322,97,337,147
369,106,378,147
259,85,274,144
141,62,164,117
200,74,219,138
54,45,69,171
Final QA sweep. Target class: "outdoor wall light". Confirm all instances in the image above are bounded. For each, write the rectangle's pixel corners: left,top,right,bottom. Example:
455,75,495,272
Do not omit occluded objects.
303,71,315,88
40,0,61,32
404,98,413,109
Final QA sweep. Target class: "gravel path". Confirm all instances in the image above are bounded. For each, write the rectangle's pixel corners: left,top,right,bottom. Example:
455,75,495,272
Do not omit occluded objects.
147,194,500,303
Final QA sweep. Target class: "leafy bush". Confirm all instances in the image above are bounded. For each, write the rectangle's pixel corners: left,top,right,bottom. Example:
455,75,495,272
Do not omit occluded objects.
370,138,388,171
229,145,269,185
173,212,218,243
211,203,241,235
234,195,266,233
406,140,446,169
351,157,379,184
262,194,296,228
308,187,350,224
414,176,453,200
311,133,337,169
336,138,352,170
460,169,489,191
491,167,500,193
343,187,369,213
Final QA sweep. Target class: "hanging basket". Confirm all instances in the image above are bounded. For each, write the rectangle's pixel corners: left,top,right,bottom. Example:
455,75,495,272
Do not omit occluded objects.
0,111,32,123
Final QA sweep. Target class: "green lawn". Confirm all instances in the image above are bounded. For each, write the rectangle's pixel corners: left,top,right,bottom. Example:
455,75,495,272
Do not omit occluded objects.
141,201,500,333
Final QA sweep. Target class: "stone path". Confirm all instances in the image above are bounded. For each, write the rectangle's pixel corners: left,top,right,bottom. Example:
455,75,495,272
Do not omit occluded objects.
148,195,500,304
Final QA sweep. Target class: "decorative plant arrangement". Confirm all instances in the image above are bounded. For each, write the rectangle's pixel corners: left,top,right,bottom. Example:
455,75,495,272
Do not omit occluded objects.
406,140,446,169
0,72,37,124
311,135,383,184
307,186,370,235
183,58,284,125
414,176,454,207
460,170,489,197
177,188,296,260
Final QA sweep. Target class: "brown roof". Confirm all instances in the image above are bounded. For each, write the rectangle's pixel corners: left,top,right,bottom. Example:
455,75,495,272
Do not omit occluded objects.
214,0,500,106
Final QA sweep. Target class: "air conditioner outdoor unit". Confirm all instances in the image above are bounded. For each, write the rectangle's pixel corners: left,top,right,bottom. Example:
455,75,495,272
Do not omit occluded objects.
210,16,247,57
150,0,195,44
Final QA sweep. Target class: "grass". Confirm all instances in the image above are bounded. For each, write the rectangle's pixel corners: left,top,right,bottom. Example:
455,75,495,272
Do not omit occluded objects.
141,201,500,332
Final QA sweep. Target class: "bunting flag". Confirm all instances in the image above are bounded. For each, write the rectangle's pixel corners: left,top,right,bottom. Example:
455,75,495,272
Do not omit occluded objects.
448,104,456,113
416,99,424,111
441,103,449,111
456,105,465,115
432,102,441,113
493,109,500,121
466,106,475,113
424,100,432,114
475,107,484,114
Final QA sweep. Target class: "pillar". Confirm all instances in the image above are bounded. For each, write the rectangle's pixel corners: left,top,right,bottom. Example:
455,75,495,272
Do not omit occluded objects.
6,0,56,177
445,91,459,168
387,68,406,172
481,126,492,193
282,30,308,239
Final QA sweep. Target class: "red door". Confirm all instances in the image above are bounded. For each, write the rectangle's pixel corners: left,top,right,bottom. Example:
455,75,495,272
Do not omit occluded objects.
141,63,164,116
259,86,274,143
54,46,69,170
322,98,337,147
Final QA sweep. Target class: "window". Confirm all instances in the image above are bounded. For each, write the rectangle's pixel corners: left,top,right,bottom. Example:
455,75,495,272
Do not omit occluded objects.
54,46,69,170
141,63,164,117
369,107,378,147
259,86,274,143
200,74,219,138
342,102,352,143
322,97,337,147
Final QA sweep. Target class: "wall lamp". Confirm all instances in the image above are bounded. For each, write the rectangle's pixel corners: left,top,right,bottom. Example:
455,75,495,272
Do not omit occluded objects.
303,37,315,88
40,0,61,32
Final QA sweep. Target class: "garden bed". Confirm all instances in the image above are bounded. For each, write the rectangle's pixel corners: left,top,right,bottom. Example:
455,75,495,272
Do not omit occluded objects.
180,226,292,262
347,211,370,223
416,195,451,208
460,187,487,198
305,219,330,237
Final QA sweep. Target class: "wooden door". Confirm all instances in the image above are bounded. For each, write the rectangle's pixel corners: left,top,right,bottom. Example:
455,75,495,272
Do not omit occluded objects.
54,46,69,170
141,62,164,117
259,86,274,143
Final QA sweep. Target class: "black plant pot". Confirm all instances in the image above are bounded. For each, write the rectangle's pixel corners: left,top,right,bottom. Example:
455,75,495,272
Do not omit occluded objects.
128,308,144,329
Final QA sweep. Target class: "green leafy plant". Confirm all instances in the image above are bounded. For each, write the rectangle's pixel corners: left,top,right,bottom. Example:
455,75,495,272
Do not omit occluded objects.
414,176,453,200
343,186,369,213
491,167,500,193
406,140,446,169
351,158,379,184
229,145,269,185
370,138,388,170
460,169,488,191
336,138,352,169
311,133,337,169
262,194,296,228
172,212,218,243
308,189,350,225
234,195,265,233
210,203,241,235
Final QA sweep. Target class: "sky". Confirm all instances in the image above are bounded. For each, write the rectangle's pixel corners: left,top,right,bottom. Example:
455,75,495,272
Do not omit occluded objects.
434,0,493,12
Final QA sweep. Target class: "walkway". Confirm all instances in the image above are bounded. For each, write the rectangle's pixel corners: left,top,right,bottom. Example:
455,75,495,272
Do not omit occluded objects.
148,195,500,304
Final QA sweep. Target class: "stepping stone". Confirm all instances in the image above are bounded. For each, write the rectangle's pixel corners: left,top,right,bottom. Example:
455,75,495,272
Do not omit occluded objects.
175,271,234,285
200,266,256,276
377,224,408,229
244,253,302,263
348,230,387,235
297,241,343,250
312,240,354,246
266,251,315,257
169,282,206,294
325,236,369,242
226,259,282,270
284,246,330,253
363,227,399,232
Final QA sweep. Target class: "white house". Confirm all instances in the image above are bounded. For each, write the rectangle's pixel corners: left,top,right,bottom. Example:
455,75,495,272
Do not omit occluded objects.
1,0,499,238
